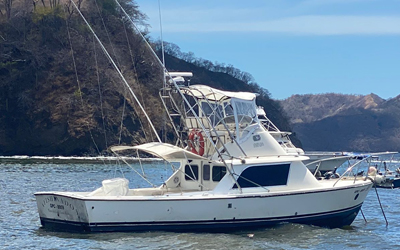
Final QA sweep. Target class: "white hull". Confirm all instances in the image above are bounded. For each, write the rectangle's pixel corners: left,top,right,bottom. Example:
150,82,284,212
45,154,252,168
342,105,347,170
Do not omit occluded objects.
36,180,372,232
34,81,378,232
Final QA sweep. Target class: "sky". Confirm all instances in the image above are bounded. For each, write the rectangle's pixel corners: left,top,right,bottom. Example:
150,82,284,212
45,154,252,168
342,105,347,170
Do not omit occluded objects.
134,0,400,100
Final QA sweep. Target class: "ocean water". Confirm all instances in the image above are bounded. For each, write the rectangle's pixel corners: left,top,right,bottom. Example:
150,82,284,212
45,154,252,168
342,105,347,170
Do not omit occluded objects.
1,161,399,250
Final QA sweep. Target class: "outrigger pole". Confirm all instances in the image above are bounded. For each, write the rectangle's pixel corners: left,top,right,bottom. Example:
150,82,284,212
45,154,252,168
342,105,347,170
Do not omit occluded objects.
68,0,162,142
113,0,244,192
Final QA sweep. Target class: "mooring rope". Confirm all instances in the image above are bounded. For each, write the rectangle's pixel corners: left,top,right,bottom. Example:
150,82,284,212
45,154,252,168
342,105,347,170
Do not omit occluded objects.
373,184,389,227
360,208,367,224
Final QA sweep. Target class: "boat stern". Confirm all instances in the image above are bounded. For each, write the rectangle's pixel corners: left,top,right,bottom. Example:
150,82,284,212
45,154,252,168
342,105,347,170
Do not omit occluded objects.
35,192,90,231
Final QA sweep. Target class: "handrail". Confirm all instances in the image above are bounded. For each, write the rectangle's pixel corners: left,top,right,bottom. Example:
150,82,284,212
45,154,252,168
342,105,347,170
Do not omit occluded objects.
304,155,351,167
333,155,372,187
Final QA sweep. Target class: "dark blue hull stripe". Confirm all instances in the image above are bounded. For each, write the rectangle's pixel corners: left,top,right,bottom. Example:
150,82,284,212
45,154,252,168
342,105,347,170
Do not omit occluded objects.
40,203,363,232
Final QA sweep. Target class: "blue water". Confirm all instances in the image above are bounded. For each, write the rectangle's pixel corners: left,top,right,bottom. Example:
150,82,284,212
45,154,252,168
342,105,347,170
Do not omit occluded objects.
1,161,400,250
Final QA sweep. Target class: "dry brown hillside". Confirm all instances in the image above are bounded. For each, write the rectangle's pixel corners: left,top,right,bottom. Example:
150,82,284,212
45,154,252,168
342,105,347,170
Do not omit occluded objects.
280,93,400,151
0,1,293,155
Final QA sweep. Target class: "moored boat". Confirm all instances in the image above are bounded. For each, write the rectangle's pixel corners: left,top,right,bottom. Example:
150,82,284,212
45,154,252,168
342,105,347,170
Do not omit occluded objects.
35,80,373,232
369,160,400,189
34,2,374,232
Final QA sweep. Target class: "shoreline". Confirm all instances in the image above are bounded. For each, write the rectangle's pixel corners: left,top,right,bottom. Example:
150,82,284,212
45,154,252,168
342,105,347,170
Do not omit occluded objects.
0,155,161,164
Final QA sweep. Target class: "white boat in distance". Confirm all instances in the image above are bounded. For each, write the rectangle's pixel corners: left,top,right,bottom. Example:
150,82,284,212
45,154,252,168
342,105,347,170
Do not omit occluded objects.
35,75,374,232
257,106,352,174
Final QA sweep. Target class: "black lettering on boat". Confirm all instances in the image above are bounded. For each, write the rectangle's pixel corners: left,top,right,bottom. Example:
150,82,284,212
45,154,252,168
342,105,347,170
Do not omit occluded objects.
41,196,54,207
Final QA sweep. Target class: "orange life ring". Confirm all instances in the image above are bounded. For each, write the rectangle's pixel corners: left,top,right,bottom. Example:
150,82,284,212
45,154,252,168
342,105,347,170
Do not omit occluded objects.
188,129,205,156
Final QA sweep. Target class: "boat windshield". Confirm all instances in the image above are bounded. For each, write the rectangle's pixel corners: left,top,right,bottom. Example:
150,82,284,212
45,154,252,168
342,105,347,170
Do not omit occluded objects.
200,101,234,126
231,98,258,127
200,98,258,130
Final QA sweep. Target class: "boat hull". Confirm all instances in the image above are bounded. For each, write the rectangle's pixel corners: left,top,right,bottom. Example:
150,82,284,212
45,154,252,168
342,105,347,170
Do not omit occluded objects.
35,182,372,232
38,203,362,232
375,178,400,189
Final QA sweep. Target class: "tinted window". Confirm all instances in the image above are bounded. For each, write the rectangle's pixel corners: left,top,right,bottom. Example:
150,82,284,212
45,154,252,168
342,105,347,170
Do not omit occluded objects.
203,164,210,181
234,164,290,188
185,165,198,181
212,166,227,182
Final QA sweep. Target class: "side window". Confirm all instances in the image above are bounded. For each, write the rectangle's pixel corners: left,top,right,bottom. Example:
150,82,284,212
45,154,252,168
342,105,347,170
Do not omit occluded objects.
203,164,210,181
233,164,290,188
185,165,199,181
212,166,226,182
201,102,224,126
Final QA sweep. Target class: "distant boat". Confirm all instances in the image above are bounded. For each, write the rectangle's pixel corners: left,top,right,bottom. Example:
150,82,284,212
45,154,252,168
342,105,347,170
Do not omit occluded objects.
257,107,358,175
369,160,400,189
257,106,304,156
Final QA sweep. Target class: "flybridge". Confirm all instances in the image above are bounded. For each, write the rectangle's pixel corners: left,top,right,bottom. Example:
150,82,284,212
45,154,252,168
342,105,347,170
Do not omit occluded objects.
166,72,193,86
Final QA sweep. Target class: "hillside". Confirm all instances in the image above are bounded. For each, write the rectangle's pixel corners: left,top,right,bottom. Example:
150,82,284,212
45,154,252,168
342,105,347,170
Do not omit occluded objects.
281,93,385,124
0,1,294,156
280,94,400,151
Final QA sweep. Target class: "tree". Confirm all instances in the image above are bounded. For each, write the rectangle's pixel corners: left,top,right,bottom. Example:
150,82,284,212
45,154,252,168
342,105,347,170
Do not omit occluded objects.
49,0,60,9
2,0,12,20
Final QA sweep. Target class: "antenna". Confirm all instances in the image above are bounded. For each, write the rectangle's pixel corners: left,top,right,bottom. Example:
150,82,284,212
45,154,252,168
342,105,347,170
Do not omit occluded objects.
158,0,166,71
158,0,167,143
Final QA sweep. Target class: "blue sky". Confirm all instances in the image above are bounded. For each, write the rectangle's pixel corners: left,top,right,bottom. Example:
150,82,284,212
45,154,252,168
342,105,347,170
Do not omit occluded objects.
134,0,400,100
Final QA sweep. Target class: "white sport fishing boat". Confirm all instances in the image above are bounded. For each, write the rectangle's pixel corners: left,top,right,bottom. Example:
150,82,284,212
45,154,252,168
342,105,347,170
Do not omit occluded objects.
35,75,374,232
34,1,374,232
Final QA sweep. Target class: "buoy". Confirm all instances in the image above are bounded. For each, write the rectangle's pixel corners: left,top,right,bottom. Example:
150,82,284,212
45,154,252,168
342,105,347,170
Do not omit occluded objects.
188,129,205,156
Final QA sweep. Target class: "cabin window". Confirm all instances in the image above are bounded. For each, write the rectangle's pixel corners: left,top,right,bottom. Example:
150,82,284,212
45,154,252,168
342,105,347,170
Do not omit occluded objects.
212,166,227,182
185,165,199,181
233,164,290,188
203,164,210,181
201,102,223,126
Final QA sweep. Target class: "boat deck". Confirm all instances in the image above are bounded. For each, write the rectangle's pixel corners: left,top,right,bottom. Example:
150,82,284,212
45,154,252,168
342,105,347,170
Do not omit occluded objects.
36,178,371,201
